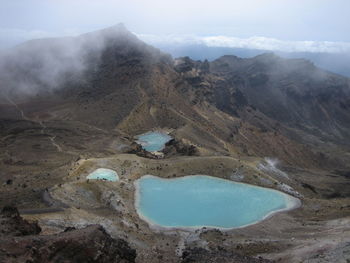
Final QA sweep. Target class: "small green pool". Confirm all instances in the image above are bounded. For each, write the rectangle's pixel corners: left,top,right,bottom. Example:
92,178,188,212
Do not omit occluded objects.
86,168,119,182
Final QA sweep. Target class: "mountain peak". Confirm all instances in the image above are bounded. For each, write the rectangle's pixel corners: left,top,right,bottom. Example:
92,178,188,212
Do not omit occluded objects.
97,23,128,34
80,23,135,40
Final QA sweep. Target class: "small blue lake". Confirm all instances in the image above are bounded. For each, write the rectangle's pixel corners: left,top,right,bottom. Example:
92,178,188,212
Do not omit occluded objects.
135,175,300,229
86,168,119,182
136,131,172,152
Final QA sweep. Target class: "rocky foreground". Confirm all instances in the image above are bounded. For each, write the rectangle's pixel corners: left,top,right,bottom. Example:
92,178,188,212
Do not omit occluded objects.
0,206,136,263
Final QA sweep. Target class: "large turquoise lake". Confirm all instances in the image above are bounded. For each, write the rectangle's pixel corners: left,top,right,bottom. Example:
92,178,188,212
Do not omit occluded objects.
136,132,172,152
135,175,300,229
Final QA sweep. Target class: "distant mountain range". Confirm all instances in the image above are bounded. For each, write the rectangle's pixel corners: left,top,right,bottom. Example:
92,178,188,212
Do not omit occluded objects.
152,43,350,77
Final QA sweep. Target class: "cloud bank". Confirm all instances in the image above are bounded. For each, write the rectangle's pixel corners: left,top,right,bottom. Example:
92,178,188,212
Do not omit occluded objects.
138,34,350,54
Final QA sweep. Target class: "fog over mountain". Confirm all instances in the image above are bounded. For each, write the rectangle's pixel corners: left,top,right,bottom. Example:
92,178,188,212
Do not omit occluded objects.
0,25,141,97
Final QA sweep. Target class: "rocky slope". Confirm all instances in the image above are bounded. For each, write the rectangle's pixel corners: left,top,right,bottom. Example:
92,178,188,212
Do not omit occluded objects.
210,54,350,142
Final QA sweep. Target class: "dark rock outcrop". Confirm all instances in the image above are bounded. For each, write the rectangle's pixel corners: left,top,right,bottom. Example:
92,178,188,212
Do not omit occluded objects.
0,206,41,236
163,139,198,157
126,139,197,158
126,142,160,159
181,247,272,263
0,207,136,263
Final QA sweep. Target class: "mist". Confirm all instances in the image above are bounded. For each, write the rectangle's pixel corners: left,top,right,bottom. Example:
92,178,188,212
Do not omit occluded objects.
0,25,131,99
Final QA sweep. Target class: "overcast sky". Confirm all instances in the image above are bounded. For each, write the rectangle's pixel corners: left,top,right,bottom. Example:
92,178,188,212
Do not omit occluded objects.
1,0,350,52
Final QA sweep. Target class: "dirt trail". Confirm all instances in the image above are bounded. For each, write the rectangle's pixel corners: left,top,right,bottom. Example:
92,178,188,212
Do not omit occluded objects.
5,95,29,121
37,120,63,152
5,96,62,152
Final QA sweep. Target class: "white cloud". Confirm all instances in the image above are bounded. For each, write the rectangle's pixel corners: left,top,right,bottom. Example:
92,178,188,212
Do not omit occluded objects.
0,28,83,49
138,34,350,54
0,28,56,49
